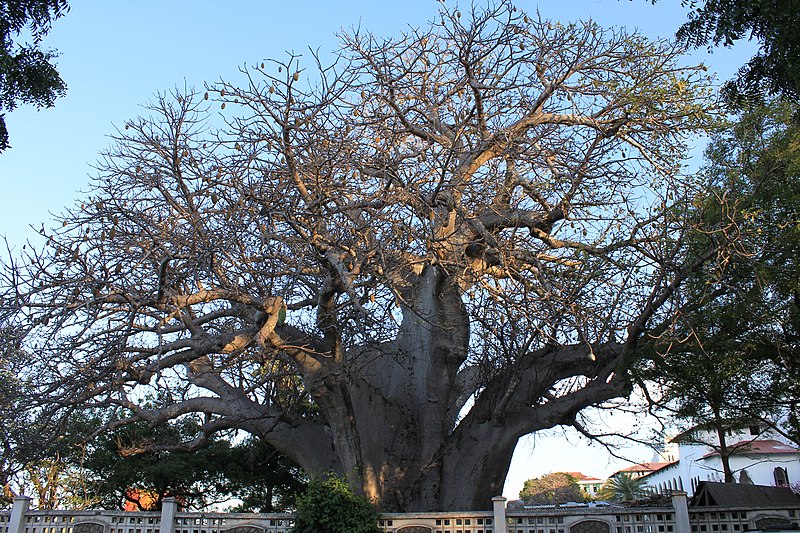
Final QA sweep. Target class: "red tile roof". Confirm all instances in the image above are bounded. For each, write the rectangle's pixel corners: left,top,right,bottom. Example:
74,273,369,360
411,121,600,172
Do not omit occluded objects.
618,462,671,473
564,472,603,482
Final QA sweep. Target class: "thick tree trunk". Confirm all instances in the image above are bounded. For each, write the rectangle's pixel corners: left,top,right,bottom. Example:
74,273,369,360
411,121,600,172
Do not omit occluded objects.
278,266,630,511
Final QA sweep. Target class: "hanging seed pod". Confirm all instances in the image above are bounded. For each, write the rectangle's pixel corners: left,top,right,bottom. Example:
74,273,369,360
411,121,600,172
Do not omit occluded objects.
293,72,300,81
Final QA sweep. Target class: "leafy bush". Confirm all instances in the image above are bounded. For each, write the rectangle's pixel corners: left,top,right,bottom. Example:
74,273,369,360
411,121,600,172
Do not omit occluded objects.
292,475,380,533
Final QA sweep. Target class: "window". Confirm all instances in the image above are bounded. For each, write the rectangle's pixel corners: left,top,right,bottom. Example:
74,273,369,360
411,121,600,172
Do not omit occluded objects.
749,425,761,435
774,467,789,486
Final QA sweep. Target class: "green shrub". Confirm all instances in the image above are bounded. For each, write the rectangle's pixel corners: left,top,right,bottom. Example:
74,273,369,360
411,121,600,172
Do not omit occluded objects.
292,475,380,533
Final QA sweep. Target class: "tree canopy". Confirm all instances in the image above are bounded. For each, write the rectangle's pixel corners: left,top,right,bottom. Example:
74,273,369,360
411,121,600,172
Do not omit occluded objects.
1,2,721,511
640,98,800,466
81,419,306,511
670,0,800,106
0,0,68,151
519,472,584,505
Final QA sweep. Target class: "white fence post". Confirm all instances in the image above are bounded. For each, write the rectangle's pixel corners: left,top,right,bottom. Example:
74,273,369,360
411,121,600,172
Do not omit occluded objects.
671,491,691,533
492,496,507,533
159,497,178,533
9,496,32,533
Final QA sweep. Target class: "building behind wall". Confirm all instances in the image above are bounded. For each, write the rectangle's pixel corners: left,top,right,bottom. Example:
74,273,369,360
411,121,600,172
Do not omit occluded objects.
641,423,800,496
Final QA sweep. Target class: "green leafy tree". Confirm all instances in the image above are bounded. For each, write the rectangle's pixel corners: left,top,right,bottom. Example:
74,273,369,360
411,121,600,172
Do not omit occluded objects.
662,0,800,106
598,473,648,502
643,348,768,482
639,99,800,478
519,473,584,505
292,475,380,533
83,417,232,510
223,437,307,513
81,416,306,511
0,0,69,150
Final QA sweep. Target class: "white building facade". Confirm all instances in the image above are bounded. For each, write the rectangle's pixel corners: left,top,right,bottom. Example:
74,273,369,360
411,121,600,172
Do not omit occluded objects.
642,425,800,496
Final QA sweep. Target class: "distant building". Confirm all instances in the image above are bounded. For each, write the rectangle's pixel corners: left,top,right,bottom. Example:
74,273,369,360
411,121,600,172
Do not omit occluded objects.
613,462,672,479
565,472,606,498
640,424,800,496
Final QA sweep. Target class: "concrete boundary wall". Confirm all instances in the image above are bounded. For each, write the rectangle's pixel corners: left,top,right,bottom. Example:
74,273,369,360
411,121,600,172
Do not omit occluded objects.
2,492,799,533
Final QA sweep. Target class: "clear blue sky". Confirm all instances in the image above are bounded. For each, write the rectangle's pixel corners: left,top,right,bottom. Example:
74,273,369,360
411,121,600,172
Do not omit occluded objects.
0,1,756,499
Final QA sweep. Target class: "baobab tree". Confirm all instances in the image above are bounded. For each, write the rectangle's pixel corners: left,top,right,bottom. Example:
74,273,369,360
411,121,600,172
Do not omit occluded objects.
1,2,721,511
